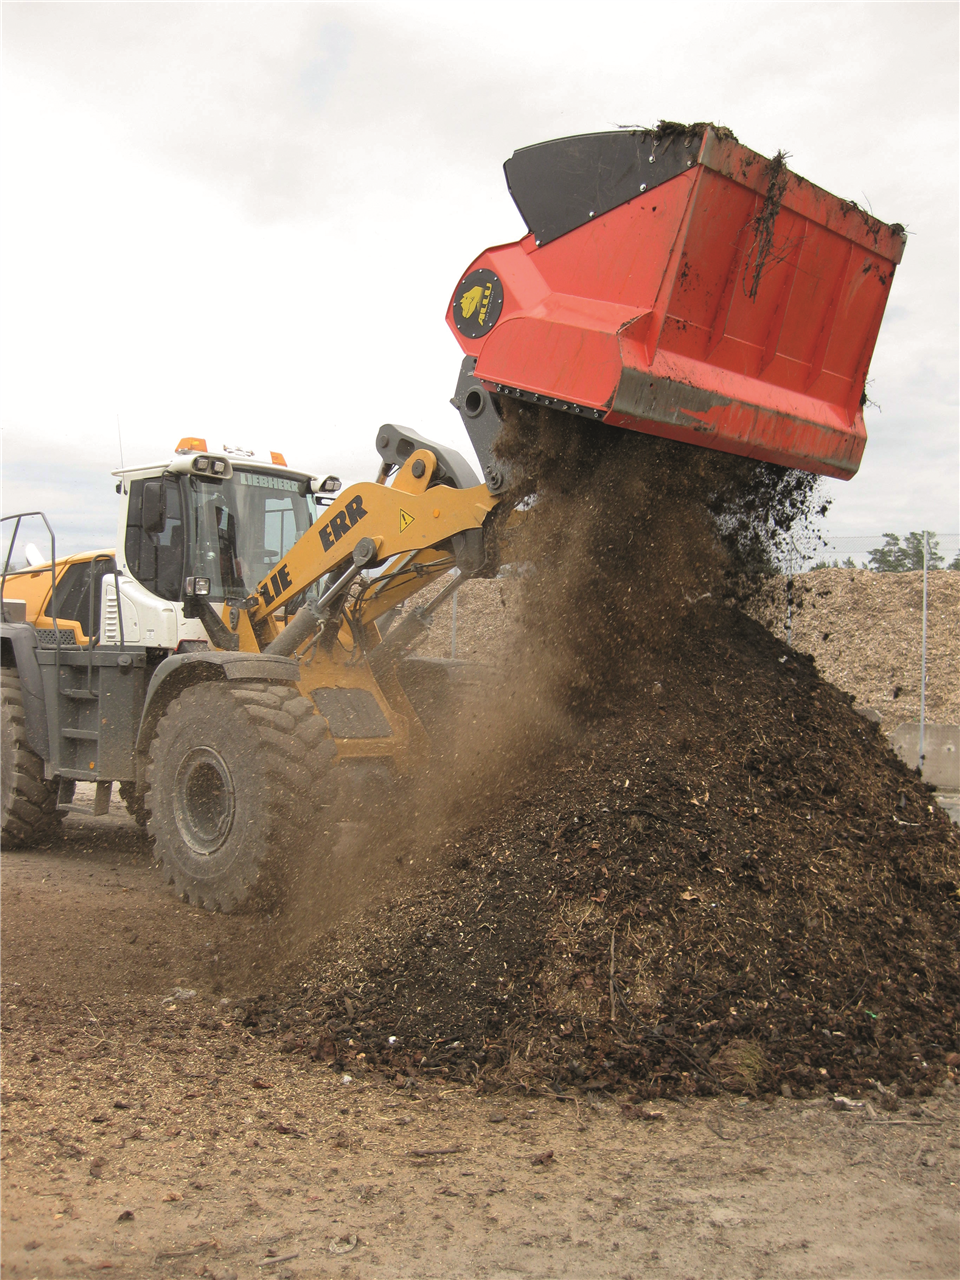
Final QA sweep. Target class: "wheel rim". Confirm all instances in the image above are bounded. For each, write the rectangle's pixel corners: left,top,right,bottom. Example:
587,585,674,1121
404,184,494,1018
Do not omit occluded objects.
172,747,236,855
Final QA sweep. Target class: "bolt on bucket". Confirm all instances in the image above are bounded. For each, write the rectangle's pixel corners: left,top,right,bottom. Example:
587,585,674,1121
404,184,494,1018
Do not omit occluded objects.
448,125,906,480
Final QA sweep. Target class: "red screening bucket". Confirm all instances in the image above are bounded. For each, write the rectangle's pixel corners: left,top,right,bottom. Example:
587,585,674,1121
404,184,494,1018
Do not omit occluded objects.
448,127,905,480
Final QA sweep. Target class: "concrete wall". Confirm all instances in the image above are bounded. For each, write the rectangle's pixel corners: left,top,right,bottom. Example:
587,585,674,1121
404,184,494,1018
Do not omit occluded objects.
890,722,960,789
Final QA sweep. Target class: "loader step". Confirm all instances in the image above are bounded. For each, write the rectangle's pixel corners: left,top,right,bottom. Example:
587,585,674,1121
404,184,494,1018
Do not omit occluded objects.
56,780,113,817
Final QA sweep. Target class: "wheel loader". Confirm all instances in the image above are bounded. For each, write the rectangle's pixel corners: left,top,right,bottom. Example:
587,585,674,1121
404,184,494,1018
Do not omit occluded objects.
1,126,905,910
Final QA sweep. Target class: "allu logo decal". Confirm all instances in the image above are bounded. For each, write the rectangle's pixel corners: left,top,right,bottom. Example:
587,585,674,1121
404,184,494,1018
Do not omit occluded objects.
451,268,503,340
460,283,493,324
459,286,483,319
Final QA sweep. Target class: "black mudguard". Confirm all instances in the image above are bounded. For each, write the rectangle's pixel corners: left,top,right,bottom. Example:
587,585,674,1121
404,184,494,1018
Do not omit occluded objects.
135,650,301,778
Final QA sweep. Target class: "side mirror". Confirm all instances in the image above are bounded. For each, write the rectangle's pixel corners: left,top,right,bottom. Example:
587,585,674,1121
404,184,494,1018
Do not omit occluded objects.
142,481,166,534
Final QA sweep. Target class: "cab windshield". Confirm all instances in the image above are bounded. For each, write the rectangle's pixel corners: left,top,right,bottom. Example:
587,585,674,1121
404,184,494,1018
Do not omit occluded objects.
185,468,317,602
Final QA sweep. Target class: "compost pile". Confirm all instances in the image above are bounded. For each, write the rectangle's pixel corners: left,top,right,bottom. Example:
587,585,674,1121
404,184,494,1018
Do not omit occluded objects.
241,410,959,1101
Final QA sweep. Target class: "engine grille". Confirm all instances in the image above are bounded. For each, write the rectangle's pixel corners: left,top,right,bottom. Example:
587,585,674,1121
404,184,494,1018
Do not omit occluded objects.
35,628,79,647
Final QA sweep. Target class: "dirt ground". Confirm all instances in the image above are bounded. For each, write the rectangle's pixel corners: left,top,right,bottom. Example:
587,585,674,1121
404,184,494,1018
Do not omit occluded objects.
3,815,959,1280
3,533,959,1277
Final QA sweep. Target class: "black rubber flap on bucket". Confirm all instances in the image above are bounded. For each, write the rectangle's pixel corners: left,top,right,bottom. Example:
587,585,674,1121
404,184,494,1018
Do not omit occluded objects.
504,128,703,247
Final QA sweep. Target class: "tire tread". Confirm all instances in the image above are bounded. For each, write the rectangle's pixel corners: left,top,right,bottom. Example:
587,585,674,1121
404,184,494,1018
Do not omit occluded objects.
1,671,60,847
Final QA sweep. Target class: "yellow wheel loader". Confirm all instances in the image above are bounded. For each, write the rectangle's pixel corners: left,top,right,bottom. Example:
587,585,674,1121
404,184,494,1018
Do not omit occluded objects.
1,426,500,910
1,127,905,910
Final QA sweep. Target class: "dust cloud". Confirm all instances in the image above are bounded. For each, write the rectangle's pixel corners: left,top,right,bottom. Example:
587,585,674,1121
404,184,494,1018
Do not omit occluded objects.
493,398,825,714
267,401,825,969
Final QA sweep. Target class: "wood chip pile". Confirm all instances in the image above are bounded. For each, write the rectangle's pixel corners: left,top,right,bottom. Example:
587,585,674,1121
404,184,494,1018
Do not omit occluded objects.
414,568,959,729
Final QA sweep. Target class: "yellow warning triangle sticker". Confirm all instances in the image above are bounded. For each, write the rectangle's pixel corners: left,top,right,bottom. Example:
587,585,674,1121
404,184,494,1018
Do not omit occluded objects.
399,509,415,533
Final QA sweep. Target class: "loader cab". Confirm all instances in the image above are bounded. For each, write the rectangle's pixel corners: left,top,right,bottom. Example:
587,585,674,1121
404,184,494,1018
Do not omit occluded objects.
0,546,116,645
117,444,322,610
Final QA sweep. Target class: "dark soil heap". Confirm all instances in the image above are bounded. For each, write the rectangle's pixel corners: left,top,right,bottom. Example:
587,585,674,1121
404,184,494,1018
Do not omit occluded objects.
244,409,960,1102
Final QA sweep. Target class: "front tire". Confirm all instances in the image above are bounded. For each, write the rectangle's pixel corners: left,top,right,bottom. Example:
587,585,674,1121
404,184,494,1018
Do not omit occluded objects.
1,670,60,846
146,680,336,912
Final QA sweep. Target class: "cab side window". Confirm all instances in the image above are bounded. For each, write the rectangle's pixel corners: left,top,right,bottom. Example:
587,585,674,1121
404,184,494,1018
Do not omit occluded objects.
264,496,301,562
124,478,184,602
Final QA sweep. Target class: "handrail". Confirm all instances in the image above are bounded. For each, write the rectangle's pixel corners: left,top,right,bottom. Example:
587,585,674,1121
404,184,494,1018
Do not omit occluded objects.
0,527,130,724
1,515,60,688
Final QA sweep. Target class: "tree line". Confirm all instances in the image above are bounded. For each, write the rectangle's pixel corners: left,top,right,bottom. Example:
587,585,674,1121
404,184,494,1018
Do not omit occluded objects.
815,532,960,572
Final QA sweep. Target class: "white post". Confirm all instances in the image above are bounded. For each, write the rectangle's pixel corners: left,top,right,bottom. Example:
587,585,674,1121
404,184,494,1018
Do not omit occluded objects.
785,539,795,649
919,532,928,774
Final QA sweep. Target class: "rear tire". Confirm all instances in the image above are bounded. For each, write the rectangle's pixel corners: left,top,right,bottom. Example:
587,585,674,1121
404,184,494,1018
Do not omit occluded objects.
145,680,336,912
1,670,60,846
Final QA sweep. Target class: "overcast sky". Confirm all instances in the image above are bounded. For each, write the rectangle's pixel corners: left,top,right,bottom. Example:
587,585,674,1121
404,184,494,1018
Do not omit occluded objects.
2,2,957,559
